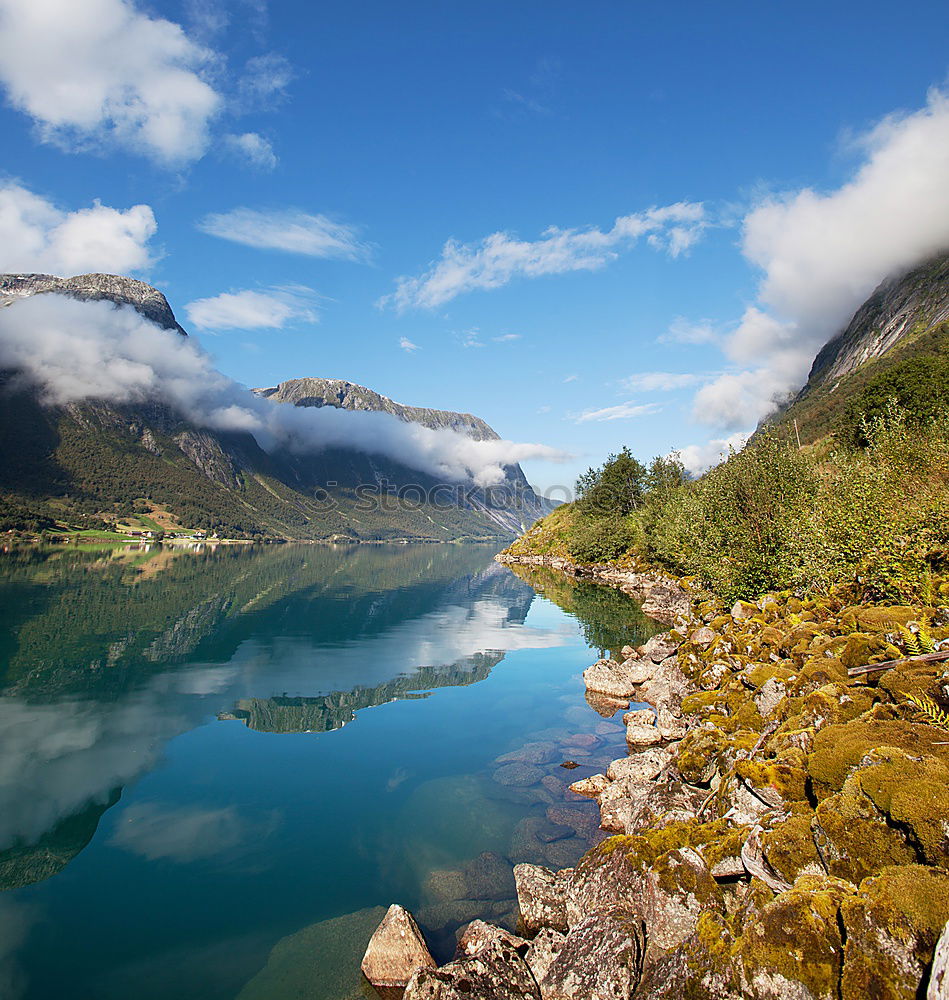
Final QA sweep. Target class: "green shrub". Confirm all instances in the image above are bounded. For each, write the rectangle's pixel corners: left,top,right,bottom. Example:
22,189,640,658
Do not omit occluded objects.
841,355,949,446
567,514,637,563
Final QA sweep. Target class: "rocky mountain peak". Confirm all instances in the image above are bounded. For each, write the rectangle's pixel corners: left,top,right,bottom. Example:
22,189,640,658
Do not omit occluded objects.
255,376,500,442
805,251,949,391
0,272,187,336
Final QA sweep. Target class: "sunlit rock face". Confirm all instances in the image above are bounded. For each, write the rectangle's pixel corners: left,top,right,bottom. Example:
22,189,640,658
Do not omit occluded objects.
0,272,188,335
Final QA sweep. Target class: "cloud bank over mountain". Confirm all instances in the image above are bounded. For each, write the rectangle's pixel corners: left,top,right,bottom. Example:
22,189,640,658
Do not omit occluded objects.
0,182,156,275
693,88,949,431
0,293,566,485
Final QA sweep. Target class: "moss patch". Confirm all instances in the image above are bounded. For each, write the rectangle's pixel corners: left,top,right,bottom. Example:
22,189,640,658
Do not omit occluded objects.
841,865,949,1000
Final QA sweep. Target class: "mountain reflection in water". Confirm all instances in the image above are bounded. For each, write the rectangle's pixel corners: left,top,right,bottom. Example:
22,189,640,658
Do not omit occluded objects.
0,542,657,1000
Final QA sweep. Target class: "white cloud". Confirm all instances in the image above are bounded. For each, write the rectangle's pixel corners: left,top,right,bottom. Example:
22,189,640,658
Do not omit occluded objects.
0,181,156,274
184,0,229,40
678,432,750,476
380,202,707,310
0,293,569,486
223,131,277,169
459,329,483,349
622,371,706,392
501,88,550,116
185,286,317,331
0,0,222,165
239,52,294,106
693,88,949,430
197,207,369,260
574,401,661,423
562,374,578,383
493,333,521,342
111,802,277,862
659,316,720,345
399,336,419,352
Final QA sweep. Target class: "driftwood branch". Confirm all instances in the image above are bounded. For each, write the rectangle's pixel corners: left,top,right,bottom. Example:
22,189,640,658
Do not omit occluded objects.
847,649,949,677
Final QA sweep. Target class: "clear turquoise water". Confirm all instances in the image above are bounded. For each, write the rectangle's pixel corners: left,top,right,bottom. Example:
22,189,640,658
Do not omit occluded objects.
0,543,658,1000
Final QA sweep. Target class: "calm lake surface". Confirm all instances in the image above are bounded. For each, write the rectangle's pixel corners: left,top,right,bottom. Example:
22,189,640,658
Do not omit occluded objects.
0,542,658,1000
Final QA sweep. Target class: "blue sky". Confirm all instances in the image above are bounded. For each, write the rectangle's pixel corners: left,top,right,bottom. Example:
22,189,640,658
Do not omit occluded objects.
1,0,948,493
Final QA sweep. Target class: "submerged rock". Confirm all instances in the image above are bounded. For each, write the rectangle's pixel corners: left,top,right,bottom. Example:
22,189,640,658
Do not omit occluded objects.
361,904,436,988
237,905,386,1000
462,852,517,901
493,762,546,786
495,742,559,766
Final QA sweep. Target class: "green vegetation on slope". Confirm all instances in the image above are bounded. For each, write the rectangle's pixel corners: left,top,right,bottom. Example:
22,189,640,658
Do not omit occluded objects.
0,388,515,542
508,408,949,604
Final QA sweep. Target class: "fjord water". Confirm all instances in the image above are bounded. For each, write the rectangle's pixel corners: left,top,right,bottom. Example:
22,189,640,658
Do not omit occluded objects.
0,543,657,1000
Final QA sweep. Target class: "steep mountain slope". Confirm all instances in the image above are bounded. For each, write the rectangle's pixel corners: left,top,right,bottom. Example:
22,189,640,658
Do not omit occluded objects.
767,251,949,443
0,273,550,540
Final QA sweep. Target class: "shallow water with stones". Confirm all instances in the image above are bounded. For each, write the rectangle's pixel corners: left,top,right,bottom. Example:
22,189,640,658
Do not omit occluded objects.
0,542,659,999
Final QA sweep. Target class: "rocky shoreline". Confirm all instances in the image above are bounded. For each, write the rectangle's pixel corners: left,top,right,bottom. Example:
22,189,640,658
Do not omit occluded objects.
360,554,949,999
493,552,692,625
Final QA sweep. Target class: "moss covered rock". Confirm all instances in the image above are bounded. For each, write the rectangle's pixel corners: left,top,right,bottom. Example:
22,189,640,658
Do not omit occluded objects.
760,812,825,885
739,875,854,1000
840,865,949,1000
814,776,917,884
808,719,949,799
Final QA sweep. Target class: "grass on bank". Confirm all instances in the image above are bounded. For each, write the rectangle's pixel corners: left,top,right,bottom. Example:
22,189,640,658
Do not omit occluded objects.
509,403,949,605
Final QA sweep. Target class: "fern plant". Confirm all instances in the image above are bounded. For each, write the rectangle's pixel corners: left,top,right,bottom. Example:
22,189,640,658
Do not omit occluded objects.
898,615,937,655
906,692,949,730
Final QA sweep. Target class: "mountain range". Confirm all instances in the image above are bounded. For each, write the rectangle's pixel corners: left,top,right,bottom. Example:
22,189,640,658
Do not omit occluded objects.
0,273,551,540
2,253,947,541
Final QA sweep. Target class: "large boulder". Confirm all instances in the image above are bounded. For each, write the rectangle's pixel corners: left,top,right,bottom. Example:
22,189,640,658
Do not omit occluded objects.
641,848,724,965
361,904,436,988
513,863,570,935
584,658,650,698
525,926,566,985
840,865,949,1000
607,747,672,783
625,709,663,747
455,920,527,959
637,658,692,715
739,876,853,1000
537,908,644,999
565,841,647,929
598,777,654,834
639,632,680,663
929,920,949,999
